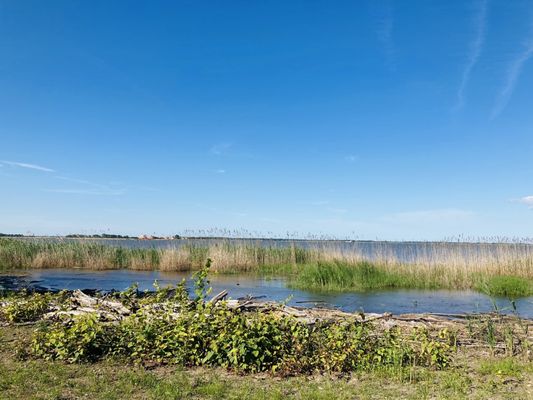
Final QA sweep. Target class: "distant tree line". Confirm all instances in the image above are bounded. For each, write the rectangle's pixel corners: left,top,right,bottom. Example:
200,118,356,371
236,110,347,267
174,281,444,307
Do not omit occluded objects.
0,232,183,240
65,234,136,239
66,234,182,240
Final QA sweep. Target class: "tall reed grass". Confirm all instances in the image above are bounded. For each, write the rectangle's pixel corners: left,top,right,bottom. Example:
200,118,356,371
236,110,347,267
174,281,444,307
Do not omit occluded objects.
2,238,533,295
0,238,316,272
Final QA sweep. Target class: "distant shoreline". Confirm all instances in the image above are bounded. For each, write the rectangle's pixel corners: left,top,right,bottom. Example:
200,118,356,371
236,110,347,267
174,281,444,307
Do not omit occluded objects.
2,234,533,246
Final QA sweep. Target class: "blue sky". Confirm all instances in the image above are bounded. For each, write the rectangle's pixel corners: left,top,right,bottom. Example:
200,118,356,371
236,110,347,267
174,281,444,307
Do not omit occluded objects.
1,0,533,240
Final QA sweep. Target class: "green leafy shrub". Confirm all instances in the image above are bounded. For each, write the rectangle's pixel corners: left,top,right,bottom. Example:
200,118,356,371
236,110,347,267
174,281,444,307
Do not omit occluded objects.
192,258,212,302
28,303,454,373
30,314,115,362
413,327,455,369
0,292,54,323
23,260,455,373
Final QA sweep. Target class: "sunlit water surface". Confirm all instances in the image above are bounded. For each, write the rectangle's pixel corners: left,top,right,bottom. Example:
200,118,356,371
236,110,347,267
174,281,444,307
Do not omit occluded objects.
2,268,533,318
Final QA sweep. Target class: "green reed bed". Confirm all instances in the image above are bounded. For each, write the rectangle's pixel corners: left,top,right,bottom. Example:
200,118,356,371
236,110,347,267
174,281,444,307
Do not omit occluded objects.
0,239,160,270
476,275,533,298
289,260,533,297
2,238,533,297
289,261,419,292
0,238,319,272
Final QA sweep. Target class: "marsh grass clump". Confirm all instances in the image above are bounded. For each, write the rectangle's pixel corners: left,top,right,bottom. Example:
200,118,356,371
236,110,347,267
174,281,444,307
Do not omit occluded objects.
205,242,317,272
463,312,533,357
478,357,526,377
290,261,420,292
476,275,533,298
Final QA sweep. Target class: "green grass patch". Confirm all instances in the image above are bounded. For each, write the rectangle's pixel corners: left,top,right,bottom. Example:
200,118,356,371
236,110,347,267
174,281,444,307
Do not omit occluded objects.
478,357,527,377
476,275,533,298
289,261,419,292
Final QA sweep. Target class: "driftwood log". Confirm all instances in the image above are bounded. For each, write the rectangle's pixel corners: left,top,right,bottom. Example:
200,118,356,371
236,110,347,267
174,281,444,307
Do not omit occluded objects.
71,290,130,315
43,290,131,322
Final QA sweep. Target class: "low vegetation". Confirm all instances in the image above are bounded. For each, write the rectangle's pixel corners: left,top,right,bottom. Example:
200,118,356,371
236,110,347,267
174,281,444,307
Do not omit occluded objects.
2,342,533,400
1,263,454,373
2,263,533,398
290,260,415,292
0,292,56,323
27,309,453,373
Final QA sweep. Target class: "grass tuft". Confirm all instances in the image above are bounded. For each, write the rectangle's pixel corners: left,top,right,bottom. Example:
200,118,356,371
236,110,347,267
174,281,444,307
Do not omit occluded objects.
478,357,527,377
476,275,533,298
290,261,410,292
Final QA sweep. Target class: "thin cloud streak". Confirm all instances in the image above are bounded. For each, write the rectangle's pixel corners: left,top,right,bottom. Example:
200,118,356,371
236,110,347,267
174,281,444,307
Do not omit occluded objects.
454,0,488,112
492,32,533,119
1,160,55,172
44,188,125,196
56,176,111,189
52,176,127,195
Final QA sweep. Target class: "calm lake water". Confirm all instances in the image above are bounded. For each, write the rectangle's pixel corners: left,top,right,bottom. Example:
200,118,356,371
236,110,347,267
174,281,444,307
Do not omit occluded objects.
3,268,533,318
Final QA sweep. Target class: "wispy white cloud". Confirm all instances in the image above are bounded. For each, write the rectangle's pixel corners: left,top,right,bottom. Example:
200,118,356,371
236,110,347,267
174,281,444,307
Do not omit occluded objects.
381,209,474,224
454,0,488,112
215,169,226,174
492,32,533,118
1,160,55,172
56,176,108,188
48,176,126,196
515,196,533,208
3,162,143,197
